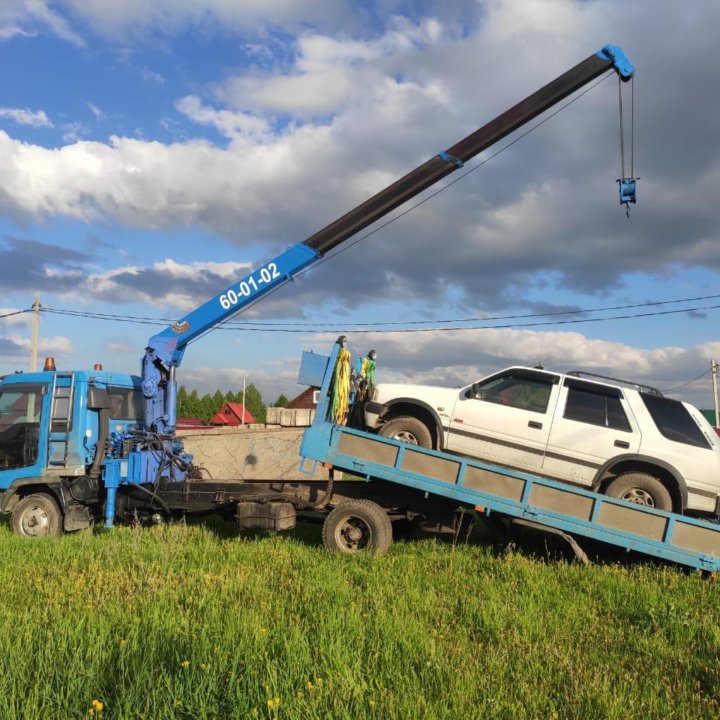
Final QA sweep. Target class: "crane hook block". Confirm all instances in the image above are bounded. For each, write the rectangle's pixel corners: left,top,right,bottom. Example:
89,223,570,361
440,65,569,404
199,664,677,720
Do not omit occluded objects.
617,178,638,206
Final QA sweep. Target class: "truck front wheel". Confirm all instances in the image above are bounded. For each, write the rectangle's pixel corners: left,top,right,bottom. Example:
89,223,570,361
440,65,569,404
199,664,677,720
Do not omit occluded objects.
605,473,673,512
379,416,432,448
322,500,393,554
11,493,63,538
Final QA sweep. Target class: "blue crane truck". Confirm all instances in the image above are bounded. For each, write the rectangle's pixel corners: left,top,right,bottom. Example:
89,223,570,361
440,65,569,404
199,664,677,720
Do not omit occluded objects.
3,45,703,571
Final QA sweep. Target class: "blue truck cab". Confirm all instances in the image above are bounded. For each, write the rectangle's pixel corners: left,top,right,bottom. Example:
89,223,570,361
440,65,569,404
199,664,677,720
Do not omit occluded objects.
0,367,143,535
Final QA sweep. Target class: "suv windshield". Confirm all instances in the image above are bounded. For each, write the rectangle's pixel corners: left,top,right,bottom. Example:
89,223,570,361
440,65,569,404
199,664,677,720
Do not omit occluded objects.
0,383,44,470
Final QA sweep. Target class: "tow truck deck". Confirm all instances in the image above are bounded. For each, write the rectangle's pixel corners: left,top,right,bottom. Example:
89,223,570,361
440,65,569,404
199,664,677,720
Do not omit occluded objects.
299,342,720,572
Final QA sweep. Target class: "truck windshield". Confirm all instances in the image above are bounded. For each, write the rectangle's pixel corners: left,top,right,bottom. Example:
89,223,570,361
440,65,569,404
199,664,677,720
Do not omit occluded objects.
0,383,44,470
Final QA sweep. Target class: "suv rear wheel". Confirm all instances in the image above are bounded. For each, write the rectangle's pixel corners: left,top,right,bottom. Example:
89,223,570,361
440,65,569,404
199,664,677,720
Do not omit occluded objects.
606,472,673,512
379,416,432,448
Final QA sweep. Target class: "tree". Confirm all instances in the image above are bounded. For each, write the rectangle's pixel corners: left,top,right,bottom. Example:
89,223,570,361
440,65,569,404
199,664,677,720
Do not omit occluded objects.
212,389,226,418
177,385,190,418
187,389,202,419
199,393,215,424
273,393,289,408
243,383,266,423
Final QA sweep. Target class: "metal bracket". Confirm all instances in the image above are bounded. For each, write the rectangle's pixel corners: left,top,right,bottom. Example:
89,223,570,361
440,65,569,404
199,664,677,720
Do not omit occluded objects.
437,151,463,168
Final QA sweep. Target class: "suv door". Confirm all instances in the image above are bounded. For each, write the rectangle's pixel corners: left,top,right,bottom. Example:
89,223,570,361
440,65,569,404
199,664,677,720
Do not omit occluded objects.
445,368,560,471
542,378,640,486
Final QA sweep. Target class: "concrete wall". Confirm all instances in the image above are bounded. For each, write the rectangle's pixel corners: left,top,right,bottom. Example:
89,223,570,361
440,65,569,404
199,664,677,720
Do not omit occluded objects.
265,407,315,427
176,425,330,482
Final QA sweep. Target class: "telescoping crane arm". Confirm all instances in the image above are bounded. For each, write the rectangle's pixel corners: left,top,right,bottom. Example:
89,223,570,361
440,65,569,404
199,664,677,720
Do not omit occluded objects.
142,44,634,434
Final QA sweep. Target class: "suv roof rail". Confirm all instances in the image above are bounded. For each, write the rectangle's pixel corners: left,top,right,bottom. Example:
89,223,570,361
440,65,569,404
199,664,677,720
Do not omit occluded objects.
565,370,664,397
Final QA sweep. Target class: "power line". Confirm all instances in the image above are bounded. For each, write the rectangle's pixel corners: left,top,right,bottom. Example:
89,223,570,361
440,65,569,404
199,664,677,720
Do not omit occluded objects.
40,292,720,327
40,299,720,334
663,368,712,394
0,309,31,320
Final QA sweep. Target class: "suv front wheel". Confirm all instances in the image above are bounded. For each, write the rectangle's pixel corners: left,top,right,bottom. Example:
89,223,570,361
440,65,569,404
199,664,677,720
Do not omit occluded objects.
605,472,673,512
379,416,432,448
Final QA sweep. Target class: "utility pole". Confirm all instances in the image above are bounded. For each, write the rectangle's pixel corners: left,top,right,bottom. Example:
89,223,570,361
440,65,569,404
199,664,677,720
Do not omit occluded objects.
712,359,719,429
242,375,247,426
30,297,41,371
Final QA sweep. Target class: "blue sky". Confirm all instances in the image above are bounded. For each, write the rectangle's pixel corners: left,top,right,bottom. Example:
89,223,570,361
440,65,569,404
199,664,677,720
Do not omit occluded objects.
1,0,719,407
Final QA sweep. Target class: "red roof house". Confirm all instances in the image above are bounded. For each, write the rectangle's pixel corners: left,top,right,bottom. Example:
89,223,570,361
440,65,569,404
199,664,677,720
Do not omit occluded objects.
287,387,319,410
176,417,207,429
210,402,254,426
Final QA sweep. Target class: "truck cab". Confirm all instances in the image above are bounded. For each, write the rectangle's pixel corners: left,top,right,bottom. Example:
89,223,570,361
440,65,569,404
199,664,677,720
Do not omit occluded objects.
0,367,143,535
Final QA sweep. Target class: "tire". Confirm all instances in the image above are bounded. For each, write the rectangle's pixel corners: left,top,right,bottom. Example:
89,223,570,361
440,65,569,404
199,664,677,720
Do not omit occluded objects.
11,493,63,537
322,500,393,555
605,473,673,512
379,415,432,448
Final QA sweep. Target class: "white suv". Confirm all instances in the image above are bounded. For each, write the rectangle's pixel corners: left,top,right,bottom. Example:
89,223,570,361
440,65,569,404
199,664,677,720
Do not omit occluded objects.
363,367,720,515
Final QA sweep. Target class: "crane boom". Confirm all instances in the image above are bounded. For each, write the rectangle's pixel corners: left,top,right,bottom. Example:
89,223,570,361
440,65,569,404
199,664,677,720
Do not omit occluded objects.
142,44,634,434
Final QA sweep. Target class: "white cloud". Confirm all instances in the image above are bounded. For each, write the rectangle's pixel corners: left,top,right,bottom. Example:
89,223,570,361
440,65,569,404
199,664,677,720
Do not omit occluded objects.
52,0,351,39
218,18,446,116
88,103,104,119
0,308,30,327
175,96,269,139
0,1,84,46
0,106,52,128
83,258,252,311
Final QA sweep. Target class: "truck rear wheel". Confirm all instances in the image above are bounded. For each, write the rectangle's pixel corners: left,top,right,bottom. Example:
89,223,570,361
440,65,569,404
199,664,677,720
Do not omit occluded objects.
606,473,673,512
379,416,432,448
11,493,63,538
322,500,393,554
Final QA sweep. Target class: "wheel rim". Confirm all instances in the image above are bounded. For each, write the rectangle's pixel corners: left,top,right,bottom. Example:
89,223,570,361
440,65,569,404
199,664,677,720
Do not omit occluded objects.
390,430,419,445
19,504,51,537
334,515,372,552
620,488,655,507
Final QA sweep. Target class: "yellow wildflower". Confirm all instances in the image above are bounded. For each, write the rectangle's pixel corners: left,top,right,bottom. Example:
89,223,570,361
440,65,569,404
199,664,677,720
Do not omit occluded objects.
306,681,314,691
91,700,104,712
181,660,190,669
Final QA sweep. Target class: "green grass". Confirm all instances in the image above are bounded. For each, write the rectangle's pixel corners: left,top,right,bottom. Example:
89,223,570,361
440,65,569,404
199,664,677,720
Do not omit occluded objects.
0,519,718,719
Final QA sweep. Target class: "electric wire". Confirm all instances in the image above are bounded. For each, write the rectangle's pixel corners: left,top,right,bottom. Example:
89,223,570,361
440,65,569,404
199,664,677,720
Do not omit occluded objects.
663,368,712,394
0,309,31,320
39,299,720,334
41,291,720,327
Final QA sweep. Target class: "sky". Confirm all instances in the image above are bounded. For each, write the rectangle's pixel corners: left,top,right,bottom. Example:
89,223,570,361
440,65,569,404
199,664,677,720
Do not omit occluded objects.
0,0,719,409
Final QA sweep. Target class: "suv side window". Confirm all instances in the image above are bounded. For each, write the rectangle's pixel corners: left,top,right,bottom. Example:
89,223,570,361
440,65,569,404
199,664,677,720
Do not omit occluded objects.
563,380,631,432
471,372,556,414
641,394,711,449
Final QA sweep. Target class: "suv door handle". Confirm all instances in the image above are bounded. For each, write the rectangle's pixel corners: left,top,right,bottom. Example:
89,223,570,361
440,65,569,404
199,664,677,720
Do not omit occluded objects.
528,420,543,430
614,439,630,449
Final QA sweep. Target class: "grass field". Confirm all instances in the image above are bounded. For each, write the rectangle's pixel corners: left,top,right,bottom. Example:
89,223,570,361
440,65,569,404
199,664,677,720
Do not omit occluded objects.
0,518,718,720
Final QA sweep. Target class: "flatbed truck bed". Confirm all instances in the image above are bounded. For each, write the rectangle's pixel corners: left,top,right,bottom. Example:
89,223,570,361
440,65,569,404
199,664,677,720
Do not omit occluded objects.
297,343,720,572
